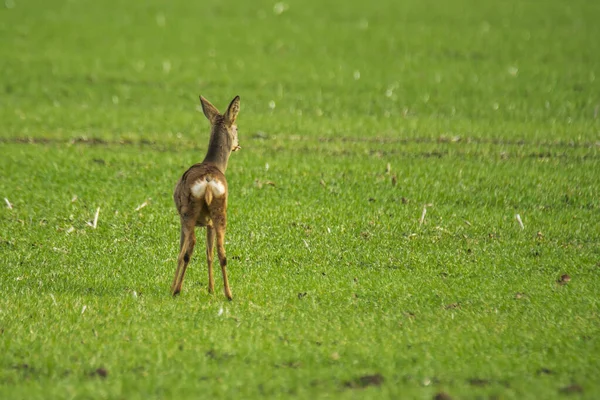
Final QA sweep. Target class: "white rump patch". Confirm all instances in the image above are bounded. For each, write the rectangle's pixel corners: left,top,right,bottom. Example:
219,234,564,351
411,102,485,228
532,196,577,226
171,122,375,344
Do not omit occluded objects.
190,180,207,198
207,180,226,198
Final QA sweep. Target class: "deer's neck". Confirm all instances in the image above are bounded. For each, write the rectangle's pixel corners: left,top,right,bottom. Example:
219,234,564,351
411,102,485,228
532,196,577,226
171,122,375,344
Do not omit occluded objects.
202,129,231,174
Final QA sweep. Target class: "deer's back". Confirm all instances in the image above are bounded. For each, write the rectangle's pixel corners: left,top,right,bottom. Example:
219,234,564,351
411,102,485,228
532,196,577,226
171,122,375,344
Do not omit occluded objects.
174,163,228,225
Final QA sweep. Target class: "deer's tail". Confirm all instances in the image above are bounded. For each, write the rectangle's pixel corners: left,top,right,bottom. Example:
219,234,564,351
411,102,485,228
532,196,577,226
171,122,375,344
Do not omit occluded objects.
205,176,214,206
190,174,225,206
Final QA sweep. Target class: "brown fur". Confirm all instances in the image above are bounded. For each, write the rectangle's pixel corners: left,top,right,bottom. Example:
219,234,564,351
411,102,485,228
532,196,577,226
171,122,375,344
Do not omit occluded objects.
171,95,240,299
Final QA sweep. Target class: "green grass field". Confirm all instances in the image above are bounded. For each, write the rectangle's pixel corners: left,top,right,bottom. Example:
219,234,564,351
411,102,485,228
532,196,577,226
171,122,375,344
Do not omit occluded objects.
1,0,599,398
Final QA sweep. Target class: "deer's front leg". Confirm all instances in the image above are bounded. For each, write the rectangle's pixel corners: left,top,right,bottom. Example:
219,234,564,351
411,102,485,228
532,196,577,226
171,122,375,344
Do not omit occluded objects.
206,225,216,294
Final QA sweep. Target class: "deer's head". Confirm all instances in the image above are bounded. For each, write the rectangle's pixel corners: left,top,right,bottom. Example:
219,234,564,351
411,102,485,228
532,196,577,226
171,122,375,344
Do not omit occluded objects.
200,95,241,153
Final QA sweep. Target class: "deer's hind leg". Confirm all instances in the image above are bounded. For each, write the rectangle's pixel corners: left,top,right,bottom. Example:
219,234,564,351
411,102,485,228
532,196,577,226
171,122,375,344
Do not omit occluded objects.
171,217,197,296
213,216,232,300
206,225,216,294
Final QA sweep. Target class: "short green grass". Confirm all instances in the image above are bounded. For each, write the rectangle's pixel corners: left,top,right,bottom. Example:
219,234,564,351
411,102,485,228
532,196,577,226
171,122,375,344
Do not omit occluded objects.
1,0,599,399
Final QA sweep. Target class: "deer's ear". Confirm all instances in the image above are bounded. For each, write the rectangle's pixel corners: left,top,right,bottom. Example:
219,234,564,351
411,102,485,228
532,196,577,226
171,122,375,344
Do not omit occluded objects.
224,96,240,126
199,96,220,124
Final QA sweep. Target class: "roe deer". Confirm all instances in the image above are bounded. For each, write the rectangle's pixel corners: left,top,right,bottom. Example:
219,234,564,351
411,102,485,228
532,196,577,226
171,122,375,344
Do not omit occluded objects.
171,95,241,299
